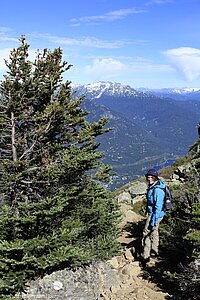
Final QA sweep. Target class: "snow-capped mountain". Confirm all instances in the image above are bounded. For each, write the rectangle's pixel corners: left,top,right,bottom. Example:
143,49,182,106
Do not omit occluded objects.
163,87,200,94
74,81,200,101
72,81,200,190
137,87,200,101
74,81,153,99
138,87,200,94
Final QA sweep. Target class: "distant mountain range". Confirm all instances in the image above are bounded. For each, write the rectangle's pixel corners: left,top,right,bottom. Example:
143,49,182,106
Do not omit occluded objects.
138,87,200,94
74,81,200,190
75,81,200,100
137,87,200,101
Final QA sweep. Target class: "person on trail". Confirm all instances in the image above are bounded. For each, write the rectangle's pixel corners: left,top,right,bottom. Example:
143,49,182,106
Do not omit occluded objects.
141,168,166,267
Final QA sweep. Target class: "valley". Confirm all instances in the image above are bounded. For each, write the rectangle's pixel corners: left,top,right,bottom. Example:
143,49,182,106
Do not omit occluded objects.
75,81,200,190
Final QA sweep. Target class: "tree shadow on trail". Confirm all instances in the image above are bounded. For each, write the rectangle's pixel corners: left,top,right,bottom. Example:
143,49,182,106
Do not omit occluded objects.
121,219,145,259
121,220,178,299
142,259,177,299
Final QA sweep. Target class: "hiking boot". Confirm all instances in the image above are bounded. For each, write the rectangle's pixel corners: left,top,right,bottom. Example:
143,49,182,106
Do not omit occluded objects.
140,257,150,268
150,250,163,260
150,250,158,258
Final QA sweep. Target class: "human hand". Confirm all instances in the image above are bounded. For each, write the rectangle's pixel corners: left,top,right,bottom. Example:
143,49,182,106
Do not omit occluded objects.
148,225,156,231
143,229,149,238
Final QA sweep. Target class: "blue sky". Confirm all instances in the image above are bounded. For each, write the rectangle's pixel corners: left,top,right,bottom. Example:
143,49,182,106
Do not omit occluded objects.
0,0,200,88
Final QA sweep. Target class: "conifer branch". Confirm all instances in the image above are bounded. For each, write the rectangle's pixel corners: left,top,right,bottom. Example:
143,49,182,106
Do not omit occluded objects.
11,111,17,162
19,140,37,160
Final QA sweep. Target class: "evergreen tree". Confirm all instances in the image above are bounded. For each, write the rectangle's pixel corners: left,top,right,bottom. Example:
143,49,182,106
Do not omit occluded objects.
0,36,120,297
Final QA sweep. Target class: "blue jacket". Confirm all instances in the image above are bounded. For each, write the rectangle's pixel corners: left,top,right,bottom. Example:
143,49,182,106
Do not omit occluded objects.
146,180,166,227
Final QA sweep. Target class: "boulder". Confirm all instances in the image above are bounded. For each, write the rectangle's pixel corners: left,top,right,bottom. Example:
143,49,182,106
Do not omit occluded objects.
117,191,132,204
126,182,147,198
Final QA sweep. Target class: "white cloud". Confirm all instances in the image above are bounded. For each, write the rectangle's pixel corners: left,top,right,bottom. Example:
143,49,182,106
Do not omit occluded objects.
84,58,127,79
0,36,18,43
83,57,173,83
70,8,147,25
52,36,126,49
0,27,13,35
164,47,200,81
145,0,173,6
129,57,173,72
0,27,19,43
30,33,146,49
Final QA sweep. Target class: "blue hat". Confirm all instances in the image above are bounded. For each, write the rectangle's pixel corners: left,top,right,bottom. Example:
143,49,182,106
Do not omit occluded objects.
145,169,158,178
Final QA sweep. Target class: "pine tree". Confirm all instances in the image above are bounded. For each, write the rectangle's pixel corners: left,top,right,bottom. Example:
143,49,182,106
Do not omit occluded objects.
0,36,120,297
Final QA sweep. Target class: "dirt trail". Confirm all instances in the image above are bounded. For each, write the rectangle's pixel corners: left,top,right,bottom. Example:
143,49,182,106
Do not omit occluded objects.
102,203,172,300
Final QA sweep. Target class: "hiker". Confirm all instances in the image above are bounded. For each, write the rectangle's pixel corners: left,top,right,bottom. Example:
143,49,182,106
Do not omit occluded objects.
141,169,166,267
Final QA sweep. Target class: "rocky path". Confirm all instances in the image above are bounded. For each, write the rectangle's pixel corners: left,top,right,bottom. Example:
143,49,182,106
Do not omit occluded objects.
101,203,172,300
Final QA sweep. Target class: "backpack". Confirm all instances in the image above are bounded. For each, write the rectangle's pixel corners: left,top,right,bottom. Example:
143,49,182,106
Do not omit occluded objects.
152,182,172,212
163,185,172,211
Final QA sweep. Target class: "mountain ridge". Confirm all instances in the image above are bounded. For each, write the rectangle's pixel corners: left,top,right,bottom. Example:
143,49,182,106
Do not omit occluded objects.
74,81,200,100
74,81,154,99
74,81,200,189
